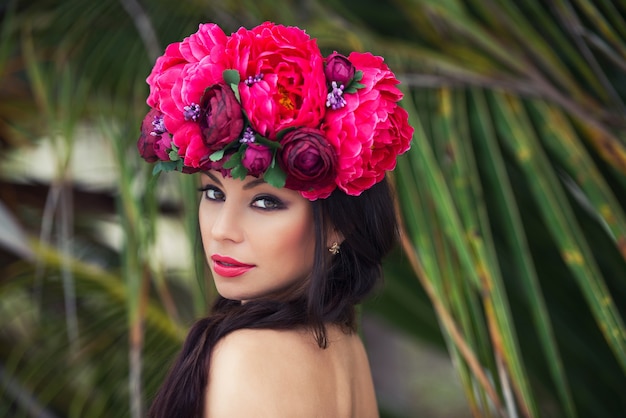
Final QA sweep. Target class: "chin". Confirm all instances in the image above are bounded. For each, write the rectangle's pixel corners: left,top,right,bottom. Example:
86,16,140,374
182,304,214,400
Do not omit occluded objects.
215,289,246,302
213,284,257,302
213,277,307,303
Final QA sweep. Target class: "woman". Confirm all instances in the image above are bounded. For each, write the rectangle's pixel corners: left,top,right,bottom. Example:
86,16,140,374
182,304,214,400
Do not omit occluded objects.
137,21,413,417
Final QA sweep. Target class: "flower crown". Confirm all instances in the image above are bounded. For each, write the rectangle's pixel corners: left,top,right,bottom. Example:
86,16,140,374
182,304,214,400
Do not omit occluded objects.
138,22,413,200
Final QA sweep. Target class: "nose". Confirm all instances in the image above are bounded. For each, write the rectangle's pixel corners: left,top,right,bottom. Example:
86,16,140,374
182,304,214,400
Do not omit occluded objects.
208,200,244,244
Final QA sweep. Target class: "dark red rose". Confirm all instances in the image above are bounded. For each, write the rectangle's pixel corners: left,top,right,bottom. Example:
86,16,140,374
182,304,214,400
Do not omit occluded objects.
324,51,355,86
278,128,337,193
242,143,272,176
138,109,171,162
199,84,244,151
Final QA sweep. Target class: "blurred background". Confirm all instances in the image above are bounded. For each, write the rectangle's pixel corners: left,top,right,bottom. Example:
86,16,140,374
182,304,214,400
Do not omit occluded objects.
0,0,625,417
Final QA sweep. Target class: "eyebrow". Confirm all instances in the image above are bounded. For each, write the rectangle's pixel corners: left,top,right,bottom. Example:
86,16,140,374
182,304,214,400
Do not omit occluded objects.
205,171,266,190
205,171,222,185
243,178,267,190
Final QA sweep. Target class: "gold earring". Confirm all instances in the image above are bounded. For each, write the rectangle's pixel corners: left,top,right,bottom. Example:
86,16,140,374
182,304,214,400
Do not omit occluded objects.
328,242,340,255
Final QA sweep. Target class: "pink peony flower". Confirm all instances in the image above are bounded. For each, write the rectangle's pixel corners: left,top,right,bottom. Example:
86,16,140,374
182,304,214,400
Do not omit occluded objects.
172,122,207,168
147,24,229,135
242,143,272,176
322,52,412,195
179,23,229,62
278,128,337,198
146,43,186,109
139,21,413,200
227,22,327,139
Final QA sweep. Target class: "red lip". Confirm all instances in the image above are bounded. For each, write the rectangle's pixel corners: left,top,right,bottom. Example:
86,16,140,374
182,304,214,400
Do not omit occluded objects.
210,254,255,278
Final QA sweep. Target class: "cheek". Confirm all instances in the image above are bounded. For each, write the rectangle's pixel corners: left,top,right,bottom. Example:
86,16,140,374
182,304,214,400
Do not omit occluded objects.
271,214,315,267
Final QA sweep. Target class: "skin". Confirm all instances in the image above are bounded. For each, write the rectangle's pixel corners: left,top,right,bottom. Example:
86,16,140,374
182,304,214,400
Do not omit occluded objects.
199,170,379,417
205,326,379,418
199,171,316,302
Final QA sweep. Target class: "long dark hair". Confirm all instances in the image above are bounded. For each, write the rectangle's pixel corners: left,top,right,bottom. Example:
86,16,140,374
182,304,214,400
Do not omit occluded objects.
147,178,398,418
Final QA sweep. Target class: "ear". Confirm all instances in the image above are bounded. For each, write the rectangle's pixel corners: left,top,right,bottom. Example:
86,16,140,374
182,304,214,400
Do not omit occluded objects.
326,226,344,249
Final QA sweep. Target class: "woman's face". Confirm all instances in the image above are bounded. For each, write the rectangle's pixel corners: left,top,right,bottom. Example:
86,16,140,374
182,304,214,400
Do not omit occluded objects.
198,171,316,302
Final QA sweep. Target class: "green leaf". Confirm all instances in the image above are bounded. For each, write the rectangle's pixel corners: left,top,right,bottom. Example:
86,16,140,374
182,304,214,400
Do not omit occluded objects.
340,70,365,94
168,150,180,161
222,69,240,85
344,82,366,94
224,153,243,168
209,149,225,162
231,84,241,102
223,69,241,101
222,150,243,169
231,164,248,180
152,161,178,175
263,160,287,189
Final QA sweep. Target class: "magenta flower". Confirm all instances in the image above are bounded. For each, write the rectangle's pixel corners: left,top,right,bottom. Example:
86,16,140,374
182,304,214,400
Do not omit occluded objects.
322,52,413,195
138,109,172,162
228,22,327,139
199,84,244,152
138,21,413,201
242,143,272,176
325,51,355,86
146,23,230,136
278,128,337,197
172,122,206,167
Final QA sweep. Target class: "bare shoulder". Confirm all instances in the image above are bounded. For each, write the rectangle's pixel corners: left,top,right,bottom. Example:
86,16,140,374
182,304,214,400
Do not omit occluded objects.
209,326,361,370
210,327,318,369
204,327,378,418
205,328,319,417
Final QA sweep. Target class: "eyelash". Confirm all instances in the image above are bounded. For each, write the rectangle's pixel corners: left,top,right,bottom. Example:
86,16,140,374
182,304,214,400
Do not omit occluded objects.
198,185,224,201
197,185,286,211
252,195,285,210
